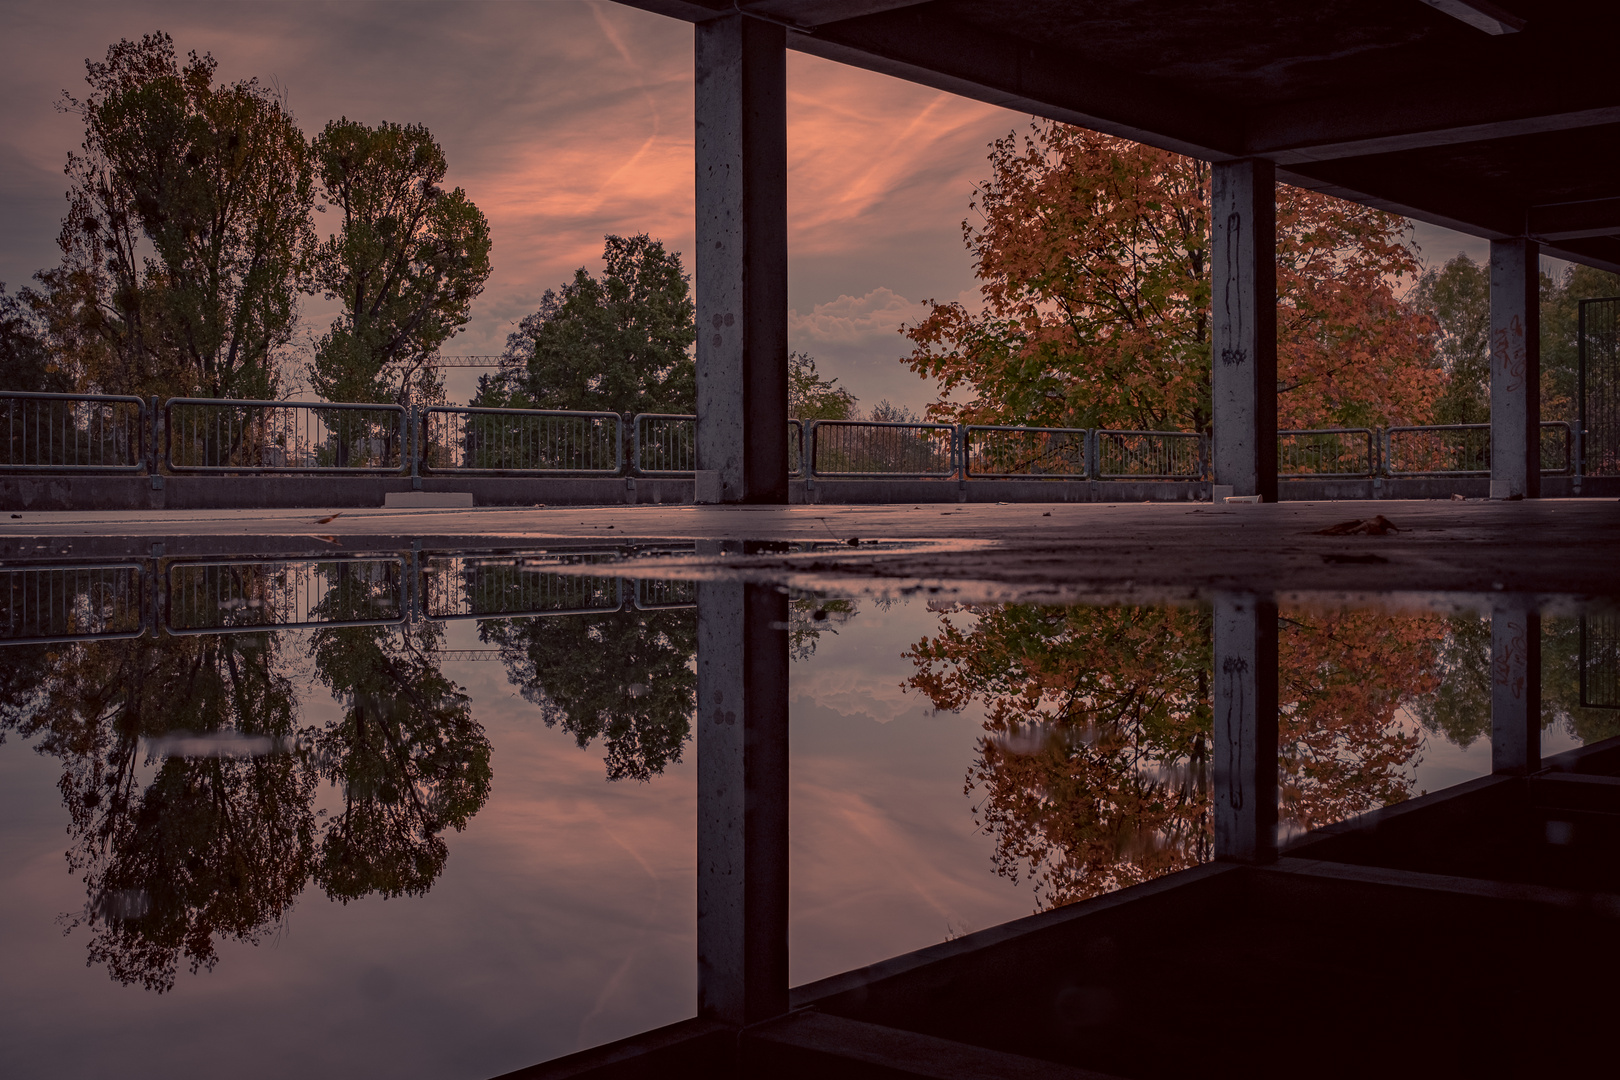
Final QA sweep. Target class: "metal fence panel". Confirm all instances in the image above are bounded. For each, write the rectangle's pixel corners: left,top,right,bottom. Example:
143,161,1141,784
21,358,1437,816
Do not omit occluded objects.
788,419,803,479
809,420,957,478
0,562,146,644
1,392,146,473
1581,296,1620,477
166,558,405,634
964,425,1088,478
165,398,406,473
420,406,621,474
1387,421,1573,475
635,413,696,475
1095,430,1204,479
421,555,623,621
1278,428,1376,478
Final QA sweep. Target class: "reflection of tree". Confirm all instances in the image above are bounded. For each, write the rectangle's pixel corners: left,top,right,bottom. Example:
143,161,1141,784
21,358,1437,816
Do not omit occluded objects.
1418,614,1620,749
310,567,491,900
4,632,311,992
481,606,696,781
906,604,1437,909
789,596,859,662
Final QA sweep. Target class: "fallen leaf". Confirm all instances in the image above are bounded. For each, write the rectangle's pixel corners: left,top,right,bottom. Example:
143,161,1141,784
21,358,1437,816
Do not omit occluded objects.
1451,493,1465,501
308,534,340,544
313,512,343,525
1314,515,1399,536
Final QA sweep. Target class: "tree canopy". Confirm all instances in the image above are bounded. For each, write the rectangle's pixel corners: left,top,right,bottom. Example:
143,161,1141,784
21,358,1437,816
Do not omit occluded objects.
307,119,492,407
33,33,315,399
478,233,695,414
903,122,1440,433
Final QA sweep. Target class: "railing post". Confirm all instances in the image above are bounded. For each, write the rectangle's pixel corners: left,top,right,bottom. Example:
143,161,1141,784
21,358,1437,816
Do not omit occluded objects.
1573,420,1583,494
956,424,967,500
149,396,164,490
410,407,423,490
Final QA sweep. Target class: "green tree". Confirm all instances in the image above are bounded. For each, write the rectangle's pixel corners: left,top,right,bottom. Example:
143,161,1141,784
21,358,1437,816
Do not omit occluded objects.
307,119,492,408
1541,262,1620,424
478,233,695,414
789,351,857,420
1413,254,1492,424
34,33,315,399
1,284,70,393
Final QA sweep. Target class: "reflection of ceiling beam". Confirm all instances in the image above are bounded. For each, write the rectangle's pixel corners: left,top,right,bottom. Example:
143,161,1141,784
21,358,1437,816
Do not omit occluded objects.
1528,198,1620,242
1417,0,1525,36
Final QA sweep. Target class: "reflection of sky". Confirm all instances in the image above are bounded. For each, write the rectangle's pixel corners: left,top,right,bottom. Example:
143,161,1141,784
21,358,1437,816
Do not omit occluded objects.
0,596,1588,1077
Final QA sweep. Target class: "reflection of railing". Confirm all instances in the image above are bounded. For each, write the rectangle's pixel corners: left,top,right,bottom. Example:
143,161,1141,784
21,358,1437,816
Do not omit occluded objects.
419,406,620,474
1386,422,1574,476
635,578,697,610
421,555,622,620
1,391,147,473
165,399,407,473
809,420,957,478
0,562,145,644
1581,614,1620,710
1278,428,1376,479
1096,430,1205,479
165,559,405,634
964,425,1087,478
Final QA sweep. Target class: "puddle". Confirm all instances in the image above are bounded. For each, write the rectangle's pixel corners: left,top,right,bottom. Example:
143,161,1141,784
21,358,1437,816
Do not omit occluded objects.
1,552,1617,1077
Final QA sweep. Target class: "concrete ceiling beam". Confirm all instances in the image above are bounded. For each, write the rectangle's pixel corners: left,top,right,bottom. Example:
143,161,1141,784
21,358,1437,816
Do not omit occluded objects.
1528,197,1620,242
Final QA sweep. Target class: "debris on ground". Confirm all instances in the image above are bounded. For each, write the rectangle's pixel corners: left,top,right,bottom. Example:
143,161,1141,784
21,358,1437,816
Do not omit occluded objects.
1451,493,1465,501
1322,553,1389,564
1042,512,1051,517
1315,514,1400,536
307,534,340,544
312,512,343,525
9,514,19,519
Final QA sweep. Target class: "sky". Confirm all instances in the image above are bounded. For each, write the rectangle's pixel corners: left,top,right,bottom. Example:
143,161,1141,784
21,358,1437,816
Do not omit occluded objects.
0,0,1493,413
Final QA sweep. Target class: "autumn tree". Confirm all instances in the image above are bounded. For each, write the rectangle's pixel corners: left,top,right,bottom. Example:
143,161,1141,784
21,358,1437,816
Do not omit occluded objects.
307,119,492,408
34,33,315,399
904,122,1440,433
477,233,695,414
905,601,1438,910
1,284,69,393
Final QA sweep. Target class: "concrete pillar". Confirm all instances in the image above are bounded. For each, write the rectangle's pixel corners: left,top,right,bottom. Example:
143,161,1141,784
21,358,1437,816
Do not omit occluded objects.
694,15,789,504
1489,238,1541,500
696,580,789,1024
1211,159,1278,502
1491,606,1541,775
1212,593,1279,862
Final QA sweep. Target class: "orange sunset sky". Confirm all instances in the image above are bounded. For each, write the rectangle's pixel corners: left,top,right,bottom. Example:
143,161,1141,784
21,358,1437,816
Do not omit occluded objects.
0,0,1488,411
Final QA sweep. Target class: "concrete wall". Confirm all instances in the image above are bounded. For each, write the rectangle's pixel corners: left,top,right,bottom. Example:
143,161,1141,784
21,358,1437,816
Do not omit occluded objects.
3,473,1614,511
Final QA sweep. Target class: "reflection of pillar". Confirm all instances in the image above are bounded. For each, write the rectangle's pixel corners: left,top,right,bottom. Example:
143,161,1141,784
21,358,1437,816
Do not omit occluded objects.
1211,159,1277,502
694,14,789,504
1489,238,1541,500
1491,606,1541,775
696,581,789,1025
1212,594,1278,862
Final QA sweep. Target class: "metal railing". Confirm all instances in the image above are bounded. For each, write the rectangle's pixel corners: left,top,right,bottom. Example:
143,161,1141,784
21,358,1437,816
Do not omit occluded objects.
635,413,697,476
0,562,146,644
1,391,147,472
809,420,957,478
964,425,1088,478
165,398,407,473
165,558,406,634
1386,421,1574,476
634,577,697,610
419,406,620,474
1278,428,1376,478
1095,430,1205,479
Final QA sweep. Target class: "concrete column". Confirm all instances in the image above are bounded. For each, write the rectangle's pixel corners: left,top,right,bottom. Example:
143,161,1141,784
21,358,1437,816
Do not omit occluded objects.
1212,593,1279,862
1491,606,1541,775
1211,159,1278,502
694,15,789,504
696,581,789,1025
1489,238,1541,500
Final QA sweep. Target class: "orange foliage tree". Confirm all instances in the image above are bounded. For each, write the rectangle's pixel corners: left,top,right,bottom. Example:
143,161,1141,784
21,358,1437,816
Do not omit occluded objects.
903,122,1442,432
905,602,1440,910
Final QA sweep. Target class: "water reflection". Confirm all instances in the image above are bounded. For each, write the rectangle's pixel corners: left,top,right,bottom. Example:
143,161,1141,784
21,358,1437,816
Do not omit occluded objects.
2,552,1616,1019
